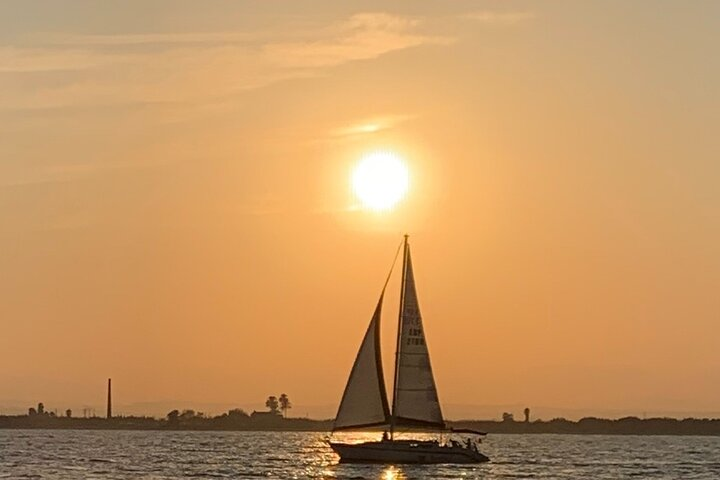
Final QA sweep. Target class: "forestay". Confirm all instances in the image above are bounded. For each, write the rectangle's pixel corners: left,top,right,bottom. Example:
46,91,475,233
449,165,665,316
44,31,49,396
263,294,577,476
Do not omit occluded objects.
332,295,390,431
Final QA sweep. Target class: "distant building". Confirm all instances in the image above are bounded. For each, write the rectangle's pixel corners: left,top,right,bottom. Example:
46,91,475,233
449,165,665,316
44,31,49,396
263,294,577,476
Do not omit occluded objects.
524,407,530,423
502,412,514,422
251,410,282,419
107,378,112,419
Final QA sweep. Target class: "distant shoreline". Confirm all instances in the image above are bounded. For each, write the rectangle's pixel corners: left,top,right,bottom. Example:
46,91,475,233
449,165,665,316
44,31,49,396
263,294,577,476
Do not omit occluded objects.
2,415,719,435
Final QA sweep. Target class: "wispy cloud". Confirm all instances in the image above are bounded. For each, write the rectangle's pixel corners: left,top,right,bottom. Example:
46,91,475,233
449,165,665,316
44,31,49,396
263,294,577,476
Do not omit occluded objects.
1,13,453,110
330,114,416,138
31,31,264,47
0,157,169,189
0,12,452,188
264,13,452,69
0,46,137,72
463,11,535,25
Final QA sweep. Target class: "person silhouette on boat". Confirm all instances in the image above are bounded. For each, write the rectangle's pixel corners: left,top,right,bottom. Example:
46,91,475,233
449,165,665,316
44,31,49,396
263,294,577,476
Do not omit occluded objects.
382,431,389,442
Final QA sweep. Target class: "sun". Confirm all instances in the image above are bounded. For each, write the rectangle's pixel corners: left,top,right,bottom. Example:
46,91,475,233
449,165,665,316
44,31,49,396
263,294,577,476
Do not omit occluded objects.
351,151,409,211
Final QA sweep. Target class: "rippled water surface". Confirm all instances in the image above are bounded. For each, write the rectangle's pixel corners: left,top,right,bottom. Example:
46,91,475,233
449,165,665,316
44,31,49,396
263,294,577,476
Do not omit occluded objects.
1,430,719,479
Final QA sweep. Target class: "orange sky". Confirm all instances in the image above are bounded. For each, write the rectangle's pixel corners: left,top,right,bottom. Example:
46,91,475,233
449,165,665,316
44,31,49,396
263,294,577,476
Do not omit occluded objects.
1,1,719,419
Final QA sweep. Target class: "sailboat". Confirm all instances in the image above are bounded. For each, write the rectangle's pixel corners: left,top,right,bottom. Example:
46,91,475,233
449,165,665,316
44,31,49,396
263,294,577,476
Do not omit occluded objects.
329,235,489,464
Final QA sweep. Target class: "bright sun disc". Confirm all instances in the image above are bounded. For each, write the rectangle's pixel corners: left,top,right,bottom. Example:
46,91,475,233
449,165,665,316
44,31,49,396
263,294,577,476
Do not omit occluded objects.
352,152,409,211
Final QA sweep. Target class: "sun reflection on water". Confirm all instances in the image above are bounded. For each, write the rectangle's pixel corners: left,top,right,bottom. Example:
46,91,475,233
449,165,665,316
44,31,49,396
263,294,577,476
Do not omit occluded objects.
381,465,405,480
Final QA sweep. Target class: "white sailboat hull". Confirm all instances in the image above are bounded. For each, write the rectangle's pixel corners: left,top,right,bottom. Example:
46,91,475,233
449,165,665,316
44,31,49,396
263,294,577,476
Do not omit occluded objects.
329,440,490,464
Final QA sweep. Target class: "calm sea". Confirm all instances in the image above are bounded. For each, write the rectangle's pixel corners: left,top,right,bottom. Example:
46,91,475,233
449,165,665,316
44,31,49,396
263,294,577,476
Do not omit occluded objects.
1,430,719,479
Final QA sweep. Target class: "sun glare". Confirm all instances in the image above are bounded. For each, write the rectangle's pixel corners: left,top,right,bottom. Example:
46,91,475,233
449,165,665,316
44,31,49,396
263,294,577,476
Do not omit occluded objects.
351,151,409,211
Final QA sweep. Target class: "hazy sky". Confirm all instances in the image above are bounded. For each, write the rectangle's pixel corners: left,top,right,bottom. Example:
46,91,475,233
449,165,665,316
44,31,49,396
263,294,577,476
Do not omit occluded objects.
1,1,719,419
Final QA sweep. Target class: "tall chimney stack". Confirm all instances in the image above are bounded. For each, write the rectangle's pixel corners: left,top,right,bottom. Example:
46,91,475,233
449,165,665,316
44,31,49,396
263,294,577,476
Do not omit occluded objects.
106,378,112,419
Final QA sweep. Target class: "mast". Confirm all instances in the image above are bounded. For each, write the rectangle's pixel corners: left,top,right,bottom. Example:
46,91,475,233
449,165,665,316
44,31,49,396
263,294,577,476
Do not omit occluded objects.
390,234,409,439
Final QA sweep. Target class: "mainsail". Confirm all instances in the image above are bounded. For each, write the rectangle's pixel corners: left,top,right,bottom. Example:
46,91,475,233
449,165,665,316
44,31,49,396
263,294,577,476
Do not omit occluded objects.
332,295,390,431
391,241,445,430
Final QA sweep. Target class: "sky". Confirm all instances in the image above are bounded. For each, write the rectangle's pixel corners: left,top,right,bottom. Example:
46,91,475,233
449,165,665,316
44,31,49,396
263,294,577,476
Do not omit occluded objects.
1,1,719,420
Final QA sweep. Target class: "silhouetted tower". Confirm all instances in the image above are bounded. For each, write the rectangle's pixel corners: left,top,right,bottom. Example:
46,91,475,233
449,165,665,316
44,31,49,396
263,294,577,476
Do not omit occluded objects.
106,378,112,419
524,407,530,423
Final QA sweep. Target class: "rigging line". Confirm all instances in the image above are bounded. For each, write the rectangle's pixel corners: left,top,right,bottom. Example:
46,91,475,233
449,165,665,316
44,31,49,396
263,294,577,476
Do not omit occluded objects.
380,236,405,294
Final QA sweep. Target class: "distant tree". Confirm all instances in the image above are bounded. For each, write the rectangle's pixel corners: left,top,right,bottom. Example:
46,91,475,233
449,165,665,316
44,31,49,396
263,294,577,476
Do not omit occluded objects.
223,408,249,427
265,396,280,415
227,408,249,419
38,403,45,415
502,412,514,422
180,409,196,420
167,409,180,425
524,407,530,423
66,409,72,418
279,394,292,418
28,407,37,416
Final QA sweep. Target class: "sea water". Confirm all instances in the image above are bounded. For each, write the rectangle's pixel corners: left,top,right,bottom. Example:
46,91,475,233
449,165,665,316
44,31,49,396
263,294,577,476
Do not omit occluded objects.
1,430,719,479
